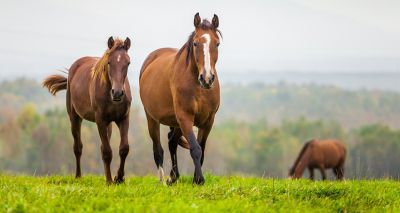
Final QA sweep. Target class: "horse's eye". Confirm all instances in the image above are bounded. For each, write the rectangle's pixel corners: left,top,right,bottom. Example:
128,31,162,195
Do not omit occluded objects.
193,42,198,47
216,42,220,47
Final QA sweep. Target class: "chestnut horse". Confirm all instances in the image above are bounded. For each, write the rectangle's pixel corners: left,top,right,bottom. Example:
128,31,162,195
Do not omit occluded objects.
43,37,132,184
289,139,346,180
139,13,222,185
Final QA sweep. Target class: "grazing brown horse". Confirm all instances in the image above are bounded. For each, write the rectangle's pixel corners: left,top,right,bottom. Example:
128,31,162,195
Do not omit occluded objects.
289,139,346,180
43,37,132,184
139,13,222,185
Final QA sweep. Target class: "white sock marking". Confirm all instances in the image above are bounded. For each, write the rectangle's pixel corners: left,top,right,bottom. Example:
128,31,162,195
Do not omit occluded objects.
158,166,165,183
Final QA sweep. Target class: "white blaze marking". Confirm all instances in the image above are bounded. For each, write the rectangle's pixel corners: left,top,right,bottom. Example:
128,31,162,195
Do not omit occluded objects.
201,34,212,79
117,54,121,62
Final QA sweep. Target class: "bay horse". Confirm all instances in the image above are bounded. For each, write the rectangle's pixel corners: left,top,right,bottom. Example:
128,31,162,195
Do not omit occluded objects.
43,37,132,184
139,13,222,185
289,139,346,180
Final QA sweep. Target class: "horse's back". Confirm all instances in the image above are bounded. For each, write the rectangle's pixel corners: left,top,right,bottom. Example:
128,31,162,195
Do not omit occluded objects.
139,48,179,126
68,57,98,81
139,48,178,80
314,139,346,167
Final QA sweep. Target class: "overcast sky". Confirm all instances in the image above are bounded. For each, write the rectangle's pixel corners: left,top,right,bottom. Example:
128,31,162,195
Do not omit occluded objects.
1,0,400,82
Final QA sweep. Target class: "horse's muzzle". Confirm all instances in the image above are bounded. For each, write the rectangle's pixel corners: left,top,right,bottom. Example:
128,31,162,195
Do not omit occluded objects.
111,89,124,102
198,74,215,89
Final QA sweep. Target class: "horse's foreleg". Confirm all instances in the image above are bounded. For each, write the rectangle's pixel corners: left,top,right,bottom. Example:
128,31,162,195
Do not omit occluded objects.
70,109,83,178
197,116,215,167
167,127,182,185
107,123,112,141
96,120,113,184
115,115,130,184
146,114,164,183
308,167,314,180
178,115,204,185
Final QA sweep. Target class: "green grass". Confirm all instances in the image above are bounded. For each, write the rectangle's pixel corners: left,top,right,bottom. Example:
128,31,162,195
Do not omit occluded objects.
0,174,399,212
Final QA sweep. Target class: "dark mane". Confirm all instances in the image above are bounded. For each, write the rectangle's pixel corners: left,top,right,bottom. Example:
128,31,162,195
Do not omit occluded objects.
176,20,223,65
91,38,125,84
289,139,314,175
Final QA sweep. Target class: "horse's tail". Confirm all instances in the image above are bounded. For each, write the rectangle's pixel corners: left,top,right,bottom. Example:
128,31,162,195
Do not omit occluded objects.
168,127,190,149
289,139,313,176
42,74,67,95
339,142,347,164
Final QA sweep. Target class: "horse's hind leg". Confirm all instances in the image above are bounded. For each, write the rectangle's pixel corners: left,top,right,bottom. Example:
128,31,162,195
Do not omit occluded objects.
336,155,346,180
145,113,164,183
70,109,83,178
335,166,344,180
167,127,182,185
114,115,129,183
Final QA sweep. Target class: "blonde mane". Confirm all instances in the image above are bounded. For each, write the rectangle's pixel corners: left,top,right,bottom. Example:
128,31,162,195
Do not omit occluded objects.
91,39,125,84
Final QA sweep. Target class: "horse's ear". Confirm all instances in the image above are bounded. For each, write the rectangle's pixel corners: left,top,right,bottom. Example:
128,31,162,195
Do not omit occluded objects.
124,37,131,50
212,14,219,28
194,12,201,28
107,36,114,49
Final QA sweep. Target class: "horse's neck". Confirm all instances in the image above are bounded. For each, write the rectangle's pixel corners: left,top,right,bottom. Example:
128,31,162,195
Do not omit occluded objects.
173,49,198,88
91,74,111,96
294,151,310,177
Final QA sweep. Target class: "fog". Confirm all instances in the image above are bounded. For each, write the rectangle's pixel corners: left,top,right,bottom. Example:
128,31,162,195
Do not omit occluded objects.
1,0,400,84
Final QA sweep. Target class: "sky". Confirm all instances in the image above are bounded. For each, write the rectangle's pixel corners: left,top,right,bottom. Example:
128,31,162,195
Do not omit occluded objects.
0,0,400,83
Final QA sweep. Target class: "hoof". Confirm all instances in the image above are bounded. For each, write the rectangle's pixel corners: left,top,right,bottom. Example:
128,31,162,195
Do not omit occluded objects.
193,175,205,185
114,176,125,184
167,177,178,186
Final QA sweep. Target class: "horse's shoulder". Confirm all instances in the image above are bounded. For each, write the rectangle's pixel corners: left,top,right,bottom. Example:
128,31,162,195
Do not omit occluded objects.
70,57,98,70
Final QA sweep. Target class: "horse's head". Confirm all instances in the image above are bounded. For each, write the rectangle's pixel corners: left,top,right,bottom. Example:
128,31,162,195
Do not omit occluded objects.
191,13,221,89
288,166,303,179
288,167,295,178
107,37,131,102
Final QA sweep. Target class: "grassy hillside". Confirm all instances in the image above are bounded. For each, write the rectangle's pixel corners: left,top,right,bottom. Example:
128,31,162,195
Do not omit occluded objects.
1,175,399,212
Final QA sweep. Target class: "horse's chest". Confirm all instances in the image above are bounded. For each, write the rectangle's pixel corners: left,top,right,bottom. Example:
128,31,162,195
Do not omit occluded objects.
193,97,218,126
102,103,130,121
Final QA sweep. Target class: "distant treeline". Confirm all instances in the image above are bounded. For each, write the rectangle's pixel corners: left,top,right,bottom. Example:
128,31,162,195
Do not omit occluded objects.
0,78,400,179
220,82,400,128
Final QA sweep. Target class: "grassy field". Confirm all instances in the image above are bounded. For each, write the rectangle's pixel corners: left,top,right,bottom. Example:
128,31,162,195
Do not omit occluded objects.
0,174,399,212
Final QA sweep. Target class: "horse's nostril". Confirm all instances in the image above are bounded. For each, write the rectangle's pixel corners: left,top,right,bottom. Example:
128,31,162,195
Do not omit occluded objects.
211,74,215,81
121,90,125,96
111,89,115,95
199,74,204,81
